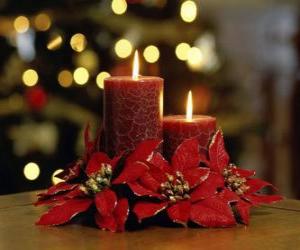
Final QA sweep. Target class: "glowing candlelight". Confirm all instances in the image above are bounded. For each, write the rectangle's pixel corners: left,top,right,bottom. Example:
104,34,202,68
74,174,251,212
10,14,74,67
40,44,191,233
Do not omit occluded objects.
163,90,216,158
186,90,193,122
104,49,163,155
132,50,139,80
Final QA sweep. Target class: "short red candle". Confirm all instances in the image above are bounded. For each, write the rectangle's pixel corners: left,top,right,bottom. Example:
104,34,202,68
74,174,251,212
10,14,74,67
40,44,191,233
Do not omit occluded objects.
163,115,216,159
104,76,163,156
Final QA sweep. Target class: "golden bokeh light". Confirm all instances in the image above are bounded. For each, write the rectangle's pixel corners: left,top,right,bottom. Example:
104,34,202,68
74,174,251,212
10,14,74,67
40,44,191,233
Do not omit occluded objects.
23,162,40,181
73,67,89,85
187,47,204,71
14,16,30,33
111,0,127,15
75,50,99,74
70,33,87,52
96,71,111,89
47,35,63,50
180,0,198,23
175,42,191,61
58,70,73,87
51,169,64,185
114,38,133,58
143,45,160,63
22,69,39,87
34,13,51,31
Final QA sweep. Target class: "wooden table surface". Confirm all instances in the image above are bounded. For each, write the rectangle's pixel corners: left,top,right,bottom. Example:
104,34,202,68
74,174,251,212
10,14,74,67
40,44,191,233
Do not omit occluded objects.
1,191,300,250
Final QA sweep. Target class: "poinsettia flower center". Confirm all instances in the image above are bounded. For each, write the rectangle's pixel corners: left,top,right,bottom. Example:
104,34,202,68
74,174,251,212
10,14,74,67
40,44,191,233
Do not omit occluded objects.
82,163,113,194
223,164,249,195
160,171,190,203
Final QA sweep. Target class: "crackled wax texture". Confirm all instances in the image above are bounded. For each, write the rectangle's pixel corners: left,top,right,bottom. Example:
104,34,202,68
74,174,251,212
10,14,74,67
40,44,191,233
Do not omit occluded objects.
163,115,216,159
104,76,163,156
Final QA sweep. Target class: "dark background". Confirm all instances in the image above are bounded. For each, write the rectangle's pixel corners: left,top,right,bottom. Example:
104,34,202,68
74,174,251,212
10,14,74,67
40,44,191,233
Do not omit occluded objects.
0,0,300,198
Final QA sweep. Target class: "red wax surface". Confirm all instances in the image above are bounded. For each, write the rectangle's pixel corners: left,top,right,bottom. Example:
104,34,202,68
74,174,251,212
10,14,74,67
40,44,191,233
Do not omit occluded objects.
104,76,163,156
163,115,216,159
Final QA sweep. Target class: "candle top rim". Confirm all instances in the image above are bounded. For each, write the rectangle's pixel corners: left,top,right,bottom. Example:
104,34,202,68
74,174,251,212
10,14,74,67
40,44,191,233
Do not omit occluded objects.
164,115,216,122
105,76,163,82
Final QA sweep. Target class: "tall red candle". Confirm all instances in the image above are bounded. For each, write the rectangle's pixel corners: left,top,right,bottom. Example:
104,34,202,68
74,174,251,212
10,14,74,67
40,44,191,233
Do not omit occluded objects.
104,75,163,156
163,91,216,159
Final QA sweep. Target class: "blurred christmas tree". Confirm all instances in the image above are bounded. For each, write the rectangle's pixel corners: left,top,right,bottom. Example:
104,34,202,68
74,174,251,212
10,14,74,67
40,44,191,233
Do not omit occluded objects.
0,0,248,194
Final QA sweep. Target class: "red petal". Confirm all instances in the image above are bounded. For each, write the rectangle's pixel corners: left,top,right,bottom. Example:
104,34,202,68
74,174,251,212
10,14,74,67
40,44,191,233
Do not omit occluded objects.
36,199,93,226
232,168,255,178
83,124,103,160
139,172,161,192
55,160,82,181
110,154,123,170
127,139,162,163
220,189,240,202
128,182,163,198
86,152,111,176
113,161,149,184
84,123,95,157
245,194,283,205
167,200,191,226
35,187,86,206
209,130,229,172
183,167,210,189
235,200,251,225
149,152,170,172
64,187,86,199
190,172,224,202
245,179,276,194
114,198,129,232
95,212,117,232
190,197,236,227
38,182,78,198
147,153,171,184
172,138,201,172
95,189,117,217
34,195,66,206
133,201,168,222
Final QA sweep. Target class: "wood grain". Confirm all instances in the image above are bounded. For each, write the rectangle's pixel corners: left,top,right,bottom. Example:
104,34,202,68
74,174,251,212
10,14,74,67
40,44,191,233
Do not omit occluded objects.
0,192,299,250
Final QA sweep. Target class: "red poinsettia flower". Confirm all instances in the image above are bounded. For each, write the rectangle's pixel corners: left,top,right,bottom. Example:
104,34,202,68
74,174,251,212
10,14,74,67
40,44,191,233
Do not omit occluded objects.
36,152,130,232
35,123,162,232
120,138,211,226
193,130,283,225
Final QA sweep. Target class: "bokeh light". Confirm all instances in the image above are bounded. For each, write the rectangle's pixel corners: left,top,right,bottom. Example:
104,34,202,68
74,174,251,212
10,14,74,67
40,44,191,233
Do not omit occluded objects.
23,162,40,181
14,16,30,33
180,0,198,23
47,35,63,50
96,71,111,89
58,70,73,88
175,42,191,61
187,47,204,71
70,33,87,52
22,69,39,87
111,0,127,15
34,13,51,31
114,38,133,58
75,50,99,74
73,67,89,85
51,169,64,185
143,45,160,63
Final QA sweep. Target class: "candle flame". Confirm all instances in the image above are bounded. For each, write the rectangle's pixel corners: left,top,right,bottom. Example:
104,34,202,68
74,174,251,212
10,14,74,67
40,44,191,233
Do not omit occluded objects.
132,50,139,80
186,90,193,121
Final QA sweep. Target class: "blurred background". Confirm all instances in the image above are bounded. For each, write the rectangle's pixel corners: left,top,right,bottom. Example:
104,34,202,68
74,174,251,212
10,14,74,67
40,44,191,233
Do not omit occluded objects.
0,0,299,198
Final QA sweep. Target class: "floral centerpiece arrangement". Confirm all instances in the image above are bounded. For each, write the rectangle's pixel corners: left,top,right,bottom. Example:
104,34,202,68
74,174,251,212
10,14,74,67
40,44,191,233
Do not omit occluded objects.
35,126,282,232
